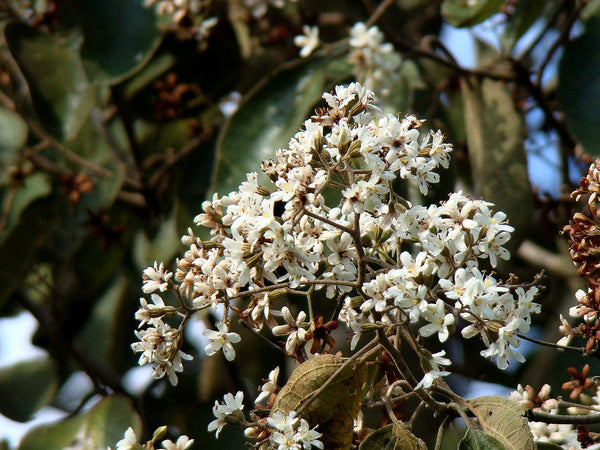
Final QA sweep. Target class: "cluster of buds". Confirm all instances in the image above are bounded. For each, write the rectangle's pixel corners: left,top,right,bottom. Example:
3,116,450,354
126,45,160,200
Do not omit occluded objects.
131,82,543,446
563,161,600,352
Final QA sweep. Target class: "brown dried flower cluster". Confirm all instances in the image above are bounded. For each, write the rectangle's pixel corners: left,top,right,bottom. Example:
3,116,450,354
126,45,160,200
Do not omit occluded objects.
564,161,600,352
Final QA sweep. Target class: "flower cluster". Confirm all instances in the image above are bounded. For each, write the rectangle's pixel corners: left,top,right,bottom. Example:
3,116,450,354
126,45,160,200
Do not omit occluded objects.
563,161,600,352
347,23,402,98
131,82,542,446
111,426,193,450
143,0,218,47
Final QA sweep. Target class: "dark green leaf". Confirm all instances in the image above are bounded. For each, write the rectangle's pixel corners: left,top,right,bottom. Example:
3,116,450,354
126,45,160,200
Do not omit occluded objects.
212,58,329,196
2,173,52,234
460,76,534,248
76,275,129,365
19,394,141,450
74,0,162,84
0,358,59,422
535,443,565,449
558,18,600,156
459,429,506,450
0,197,58,309
441,0,504,27
4,24,96,140
0,106,28,159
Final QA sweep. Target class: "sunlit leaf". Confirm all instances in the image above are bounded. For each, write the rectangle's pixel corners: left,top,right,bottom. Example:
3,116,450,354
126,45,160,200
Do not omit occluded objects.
272,354,367,449
468,396,534,450
0,106,28,159
4,24,96,141
459,429,505,450
19,394,141,450
74,0,162,85
0,358,58,422
558,17,600,156
460,76,533,247
441,0,504,27
212,58,330,196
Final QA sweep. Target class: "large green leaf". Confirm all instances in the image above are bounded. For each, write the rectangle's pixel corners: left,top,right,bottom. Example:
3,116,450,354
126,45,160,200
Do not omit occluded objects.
76,275,129,366
0,197,58,309
0,106,28,160
74,0,162,85
460,76,533,248
211,58,330,196
558,17,600,156
2,172,52,235
4,24,96,141
19,394,141,450
0,358,59,422
441,0,504,27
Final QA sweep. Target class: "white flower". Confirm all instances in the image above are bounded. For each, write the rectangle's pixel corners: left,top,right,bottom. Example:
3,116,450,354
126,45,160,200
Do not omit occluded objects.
415,350,451,389
207,391,245,438
294,26,320,58
256,366,280,403
294,419,323,449
142,261,172,293
272,307,308,354
131,321,192,385
268,410,298,432
202,322,242,361
419,299,455,343
161,435,194,450
115,427,139,450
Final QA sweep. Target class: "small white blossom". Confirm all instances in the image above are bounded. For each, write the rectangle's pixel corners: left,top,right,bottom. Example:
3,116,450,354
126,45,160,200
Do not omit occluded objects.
294,26,320,58
202,322,242,361
208,391,245,438
142,261,173,293
256,366,280,403
161,435,194,450
114,427,139,450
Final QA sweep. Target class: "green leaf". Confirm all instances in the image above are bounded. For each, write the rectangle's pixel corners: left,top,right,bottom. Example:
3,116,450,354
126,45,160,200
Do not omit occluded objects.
359,423,427,450
74,0,162,85
0,197,58,309
0,358,59,422
2,172,52,234
0,106,28,159
441,0,504,27
535,443,564,449
460,76,533,247
212,57,329,196
501,0,554,53
19,394,141,450
76,275,129,365
4,24,96,141
582,0,600,20
558,17,600,156
459,429,506,450
468,396,535,450
133,206,181,272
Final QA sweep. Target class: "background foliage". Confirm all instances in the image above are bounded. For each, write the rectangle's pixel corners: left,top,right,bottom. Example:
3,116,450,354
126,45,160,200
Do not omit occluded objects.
0,0,598,447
